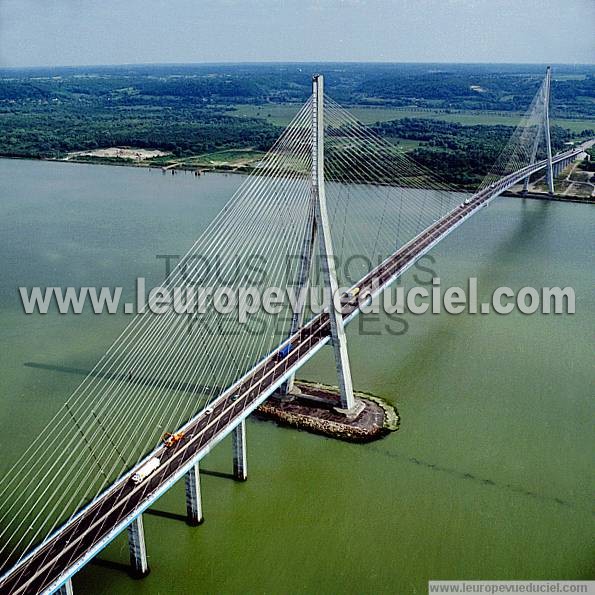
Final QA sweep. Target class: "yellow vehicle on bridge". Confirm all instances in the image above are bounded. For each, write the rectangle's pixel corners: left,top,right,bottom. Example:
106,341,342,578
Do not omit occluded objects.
162,431,185,448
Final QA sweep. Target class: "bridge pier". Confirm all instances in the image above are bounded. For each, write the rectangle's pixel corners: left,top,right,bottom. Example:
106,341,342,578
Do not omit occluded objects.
55,578,74,595
232,420,247,481
185,462,204,526
127,515,150,578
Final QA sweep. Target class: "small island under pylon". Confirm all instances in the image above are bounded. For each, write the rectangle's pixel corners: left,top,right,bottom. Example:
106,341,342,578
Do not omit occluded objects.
256,380,399,443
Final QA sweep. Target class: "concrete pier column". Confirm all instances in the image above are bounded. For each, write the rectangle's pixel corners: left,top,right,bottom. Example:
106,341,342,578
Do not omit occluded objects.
56,578,74,595
522,174,530,194
185,462,204,526
232,420,247,481
127,515,150,578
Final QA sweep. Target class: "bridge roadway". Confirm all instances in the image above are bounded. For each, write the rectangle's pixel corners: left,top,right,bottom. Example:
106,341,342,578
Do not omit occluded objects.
0,145,588,595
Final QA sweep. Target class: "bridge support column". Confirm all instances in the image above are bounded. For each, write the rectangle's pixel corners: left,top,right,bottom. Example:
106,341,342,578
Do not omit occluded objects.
185,462,204,526
56,578,74,595
232,420,247,481
127,515,149,578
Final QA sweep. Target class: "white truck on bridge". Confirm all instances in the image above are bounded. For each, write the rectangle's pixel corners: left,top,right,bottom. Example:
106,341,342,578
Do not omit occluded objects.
131,457,161,484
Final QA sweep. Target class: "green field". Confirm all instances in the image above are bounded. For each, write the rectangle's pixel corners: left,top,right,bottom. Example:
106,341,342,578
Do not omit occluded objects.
383,138,422,151
232,104,595,134
185,148,264,166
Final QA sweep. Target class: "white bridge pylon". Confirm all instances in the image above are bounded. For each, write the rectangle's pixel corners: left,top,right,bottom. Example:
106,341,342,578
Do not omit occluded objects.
543,66,555,195
283,74,356,412
522,65,555,195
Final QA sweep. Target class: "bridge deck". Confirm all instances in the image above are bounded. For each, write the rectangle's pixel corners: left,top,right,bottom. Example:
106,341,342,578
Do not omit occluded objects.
0,145,587,595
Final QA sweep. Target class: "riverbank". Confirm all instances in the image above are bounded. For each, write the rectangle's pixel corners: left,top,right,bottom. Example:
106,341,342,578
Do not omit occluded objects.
503,190,595,205
3,154,594,202
0,153,260,176
0,153,470,194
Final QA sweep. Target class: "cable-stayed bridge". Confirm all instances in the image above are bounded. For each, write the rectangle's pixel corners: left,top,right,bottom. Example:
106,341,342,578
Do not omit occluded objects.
0,68,592,595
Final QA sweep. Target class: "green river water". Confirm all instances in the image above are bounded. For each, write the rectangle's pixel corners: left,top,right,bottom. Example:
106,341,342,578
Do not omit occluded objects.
0,158,592,594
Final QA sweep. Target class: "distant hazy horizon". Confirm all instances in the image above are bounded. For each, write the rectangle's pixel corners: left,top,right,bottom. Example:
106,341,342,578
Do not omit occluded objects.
1,61,594,73
1,0,593,68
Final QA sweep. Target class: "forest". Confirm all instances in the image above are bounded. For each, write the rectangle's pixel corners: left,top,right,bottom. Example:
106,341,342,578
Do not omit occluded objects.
373,118,586,187
0,63,593,186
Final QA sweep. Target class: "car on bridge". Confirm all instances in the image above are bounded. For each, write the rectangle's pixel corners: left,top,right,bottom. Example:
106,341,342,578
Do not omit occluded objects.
162,431,185,448
276,343,293,362
340,286,360,305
